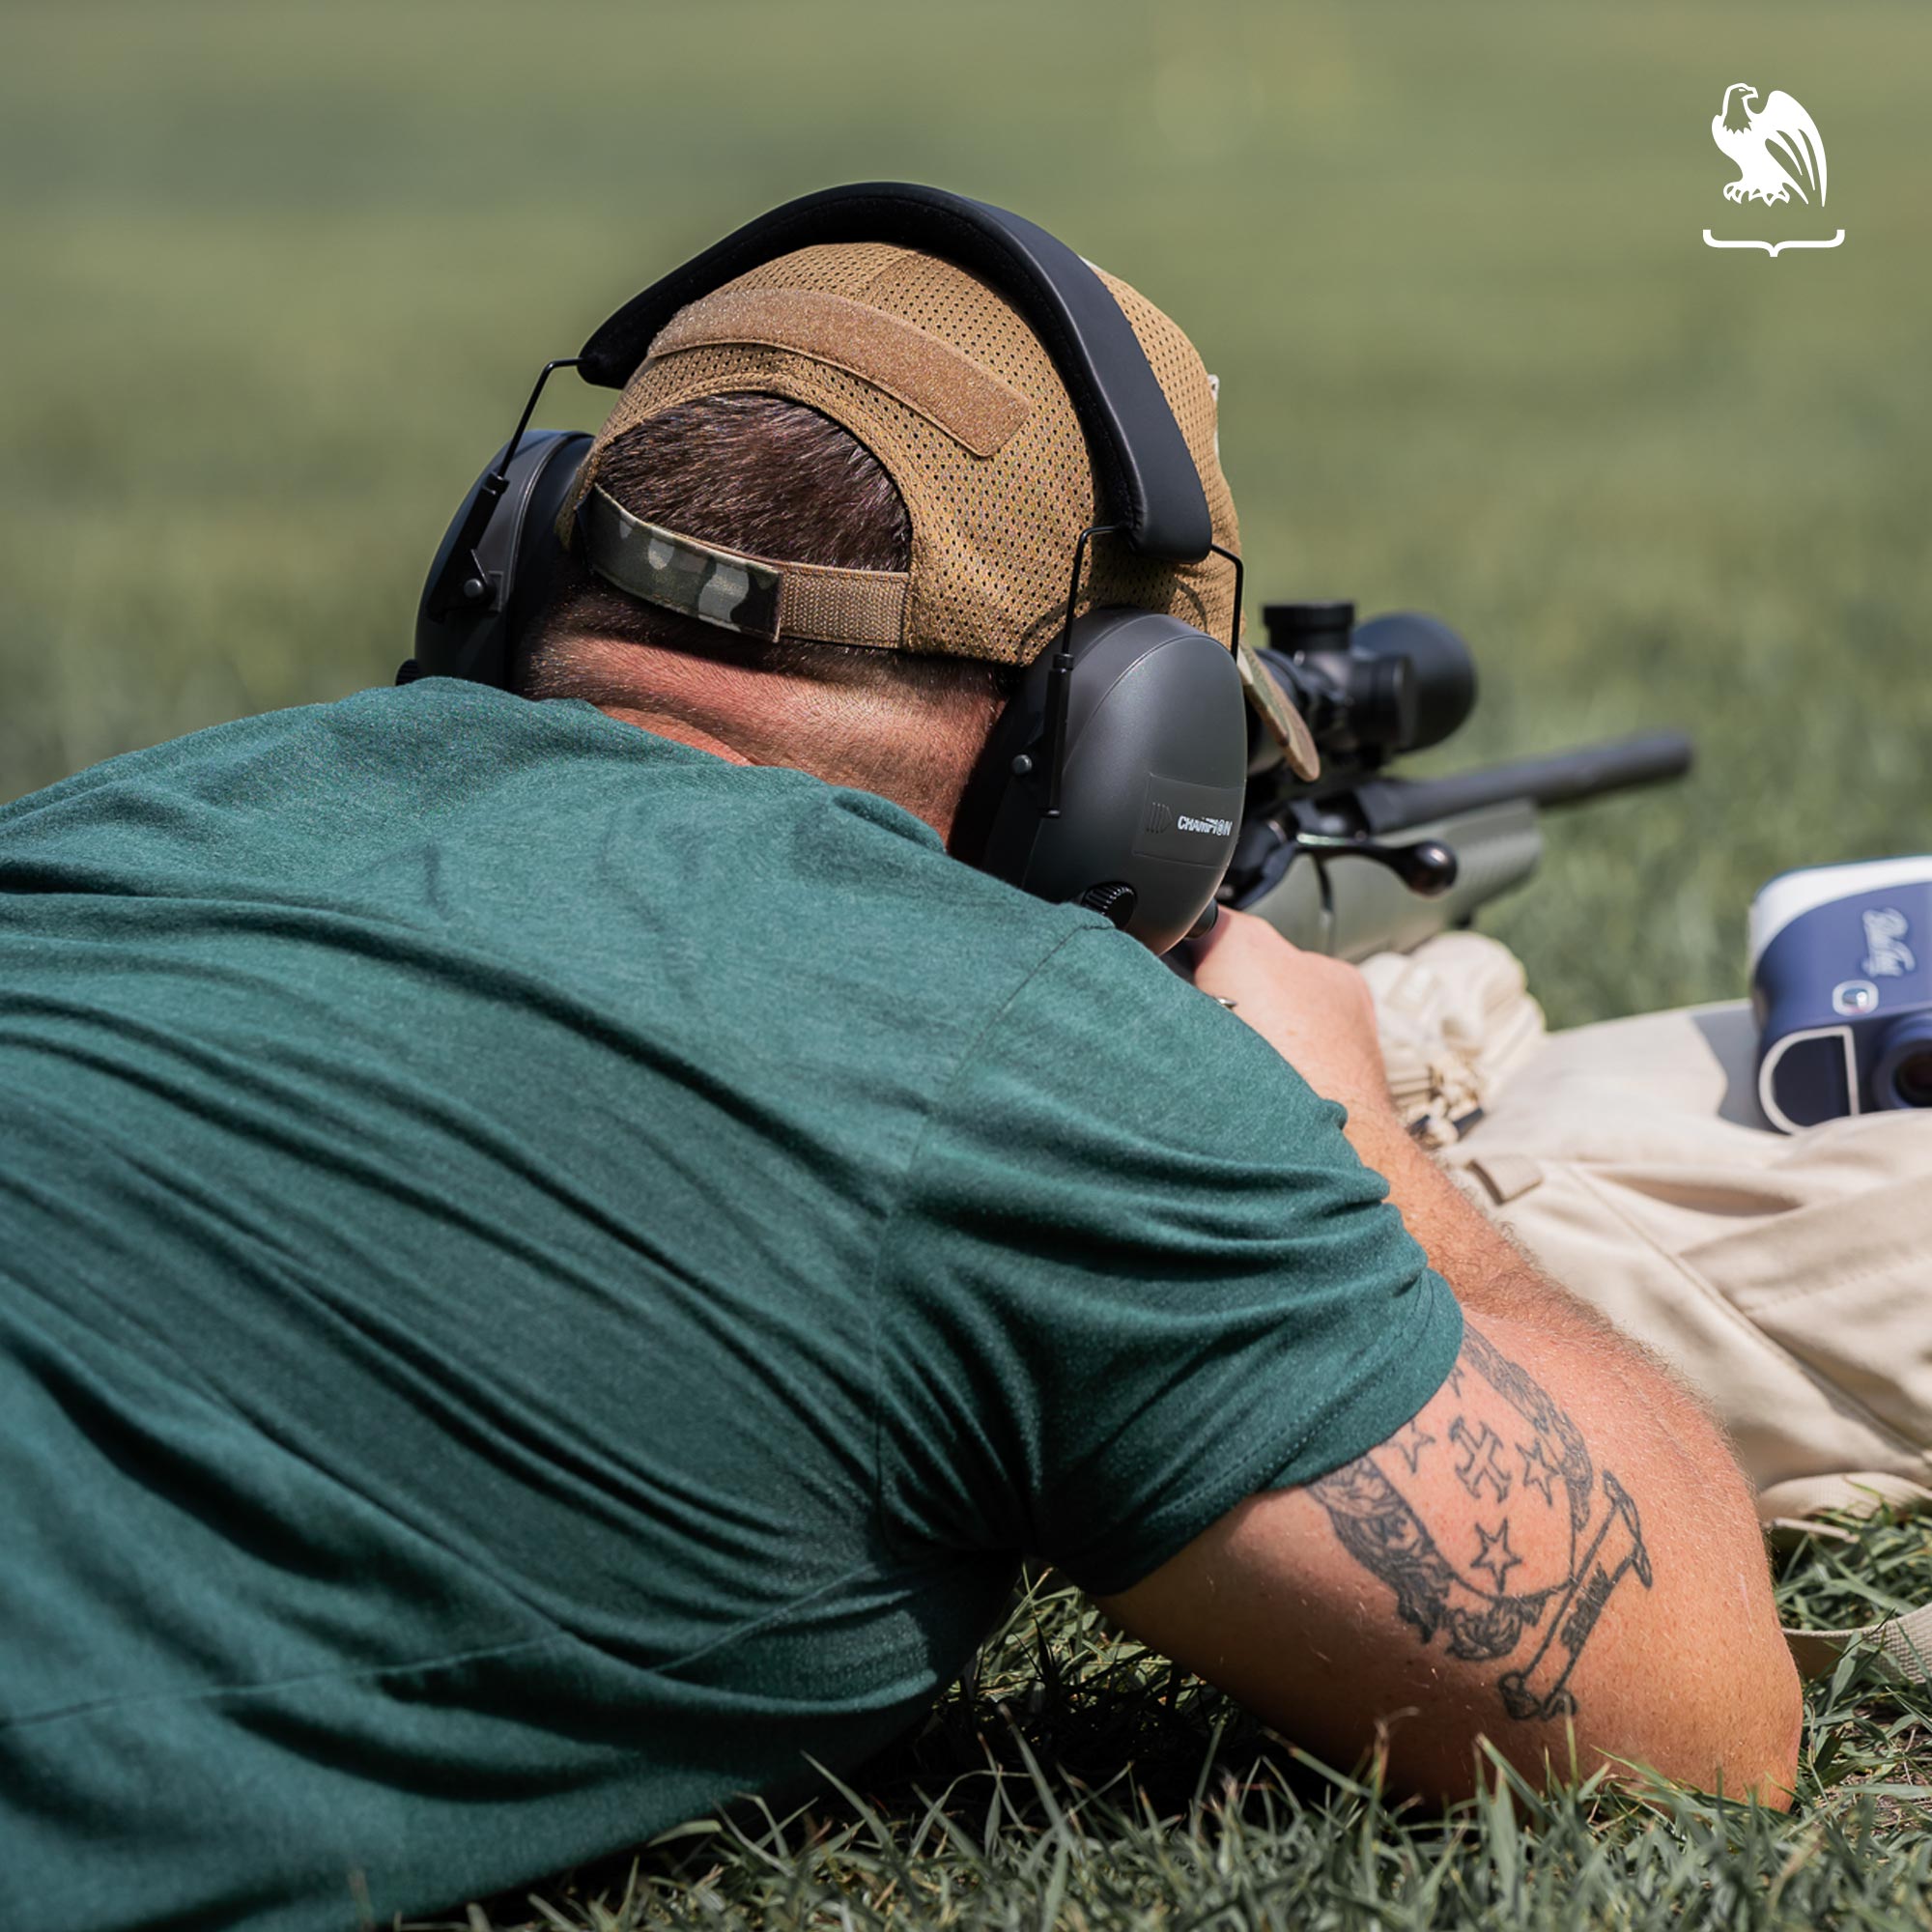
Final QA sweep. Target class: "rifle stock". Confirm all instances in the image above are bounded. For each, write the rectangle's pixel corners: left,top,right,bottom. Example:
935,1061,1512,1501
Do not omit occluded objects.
1230,731,1692,961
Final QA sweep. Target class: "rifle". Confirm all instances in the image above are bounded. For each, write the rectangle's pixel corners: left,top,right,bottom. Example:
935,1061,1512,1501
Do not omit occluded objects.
1228,602,1692,959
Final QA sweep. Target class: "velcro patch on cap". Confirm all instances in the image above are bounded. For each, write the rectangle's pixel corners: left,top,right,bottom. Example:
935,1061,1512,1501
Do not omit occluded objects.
578,486,783,641
650,287,1032,457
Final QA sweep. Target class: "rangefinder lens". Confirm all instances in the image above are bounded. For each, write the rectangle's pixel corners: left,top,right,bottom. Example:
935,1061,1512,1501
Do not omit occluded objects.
1892,1050,1932,1108
1873,1014,1932,1112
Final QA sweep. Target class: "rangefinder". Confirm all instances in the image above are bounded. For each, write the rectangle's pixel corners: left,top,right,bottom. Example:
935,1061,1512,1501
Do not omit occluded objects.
1750,857,1932,1131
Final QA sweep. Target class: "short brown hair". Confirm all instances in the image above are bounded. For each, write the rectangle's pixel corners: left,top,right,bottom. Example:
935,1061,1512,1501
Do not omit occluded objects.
524,395,1014,711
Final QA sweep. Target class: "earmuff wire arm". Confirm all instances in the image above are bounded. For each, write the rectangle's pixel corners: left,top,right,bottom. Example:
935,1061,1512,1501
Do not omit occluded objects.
1208,542,1244,657
499,357,583,476
1044,523,1124,817
425,358,584,622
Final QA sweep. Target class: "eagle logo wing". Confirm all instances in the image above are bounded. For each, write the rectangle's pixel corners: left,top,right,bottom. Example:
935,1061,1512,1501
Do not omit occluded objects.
1712,82,1828,207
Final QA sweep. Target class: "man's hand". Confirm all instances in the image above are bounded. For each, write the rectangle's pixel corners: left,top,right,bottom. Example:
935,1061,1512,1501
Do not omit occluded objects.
1187,909,1396,1122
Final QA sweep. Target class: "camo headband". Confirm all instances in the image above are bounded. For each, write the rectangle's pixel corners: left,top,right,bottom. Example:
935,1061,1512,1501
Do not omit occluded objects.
575,484,909,650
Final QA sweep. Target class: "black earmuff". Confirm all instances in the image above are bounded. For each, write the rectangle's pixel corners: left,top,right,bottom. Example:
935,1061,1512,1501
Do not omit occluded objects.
971,609,1247,953
403,185,1258,953
403,426,590,690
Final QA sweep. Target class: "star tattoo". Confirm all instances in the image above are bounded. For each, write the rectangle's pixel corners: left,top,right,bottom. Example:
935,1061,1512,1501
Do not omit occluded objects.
1518,1436,1560,1505
1471,1519,1522,1593
1391,1419,1435,1474
1310,1323,1653,1725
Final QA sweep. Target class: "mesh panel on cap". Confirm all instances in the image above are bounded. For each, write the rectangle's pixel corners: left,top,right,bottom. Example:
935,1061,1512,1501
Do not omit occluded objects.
570,243,1240,666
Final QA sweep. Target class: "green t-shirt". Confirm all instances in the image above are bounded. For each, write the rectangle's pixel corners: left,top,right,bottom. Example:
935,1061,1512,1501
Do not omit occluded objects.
0,680,1461,1930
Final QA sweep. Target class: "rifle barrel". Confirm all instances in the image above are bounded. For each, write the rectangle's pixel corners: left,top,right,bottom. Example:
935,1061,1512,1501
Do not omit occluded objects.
1350,731,1692,836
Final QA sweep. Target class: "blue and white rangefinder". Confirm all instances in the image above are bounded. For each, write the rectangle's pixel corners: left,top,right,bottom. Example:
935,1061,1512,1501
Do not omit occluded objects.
1750,857,1932,1131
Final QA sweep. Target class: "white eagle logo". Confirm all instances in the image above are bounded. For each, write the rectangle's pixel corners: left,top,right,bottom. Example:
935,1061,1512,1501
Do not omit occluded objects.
1711,82,1828,208
1703,83,1842,256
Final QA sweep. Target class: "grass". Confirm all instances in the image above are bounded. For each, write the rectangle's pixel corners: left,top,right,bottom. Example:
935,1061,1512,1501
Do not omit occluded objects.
7,1,1932,1925
422,1517,1932,1931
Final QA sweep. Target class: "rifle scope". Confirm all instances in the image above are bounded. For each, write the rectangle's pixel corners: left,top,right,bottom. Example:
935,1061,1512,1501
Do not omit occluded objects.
1248,601,1478,781
1225,596,1693,961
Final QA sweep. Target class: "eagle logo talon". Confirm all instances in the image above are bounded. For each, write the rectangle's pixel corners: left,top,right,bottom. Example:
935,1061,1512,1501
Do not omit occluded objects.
1712,82,1827,211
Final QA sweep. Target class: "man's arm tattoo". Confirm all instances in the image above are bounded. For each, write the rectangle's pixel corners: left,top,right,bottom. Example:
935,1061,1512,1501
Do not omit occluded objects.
1309,1323,1654,1721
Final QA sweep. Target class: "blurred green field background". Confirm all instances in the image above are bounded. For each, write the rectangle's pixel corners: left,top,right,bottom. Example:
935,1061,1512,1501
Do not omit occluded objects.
3,0,1929,1026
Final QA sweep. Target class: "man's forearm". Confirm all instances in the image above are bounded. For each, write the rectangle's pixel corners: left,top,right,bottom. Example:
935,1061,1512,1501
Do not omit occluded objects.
1340,1100,1607,1333
1182,912,1748,1483
1341,1096,1747,1478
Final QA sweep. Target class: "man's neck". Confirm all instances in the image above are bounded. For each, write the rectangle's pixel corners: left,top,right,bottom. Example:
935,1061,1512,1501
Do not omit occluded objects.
591,699,972,848
544,632,987,847
597,705,754,771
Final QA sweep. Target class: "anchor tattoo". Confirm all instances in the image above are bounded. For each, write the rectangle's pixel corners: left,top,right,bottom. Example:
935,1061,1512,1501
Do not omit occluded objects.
1499,1472,1653,1719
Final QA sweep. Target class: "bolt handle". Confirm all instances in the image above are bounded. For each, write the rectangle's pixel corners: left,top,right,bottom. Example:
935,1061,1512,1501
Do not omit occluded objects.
1294,832,1460,899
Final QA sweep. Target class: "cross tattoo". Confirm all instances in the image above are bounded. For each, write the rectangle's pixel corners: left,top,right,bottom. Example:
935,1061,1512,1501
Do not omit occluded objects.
1448,1417,1512,1502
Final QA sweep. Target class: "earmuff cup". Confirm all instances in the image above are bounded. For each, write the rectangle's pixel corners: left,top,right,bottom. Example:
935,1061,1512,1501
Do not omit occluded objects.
973,609,1248,954
406,429,592,690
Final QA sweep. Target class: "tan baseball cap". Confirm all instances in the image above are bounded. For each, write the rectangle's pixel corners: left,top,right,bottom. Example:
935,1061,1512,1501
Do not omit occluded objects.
563,241,1318,777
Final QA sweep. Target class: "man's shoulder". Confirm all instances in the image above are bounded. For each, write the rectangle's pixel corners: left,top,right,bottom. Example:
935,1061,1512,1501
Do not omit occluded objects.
0,679,833,890
0,680,599,829
0,676,1215,1095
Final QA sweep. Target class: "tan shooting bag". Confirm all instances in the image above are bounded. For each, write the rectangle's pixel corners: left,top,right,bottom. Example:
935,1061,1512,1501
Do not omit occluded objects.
1366,935,1932,1678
